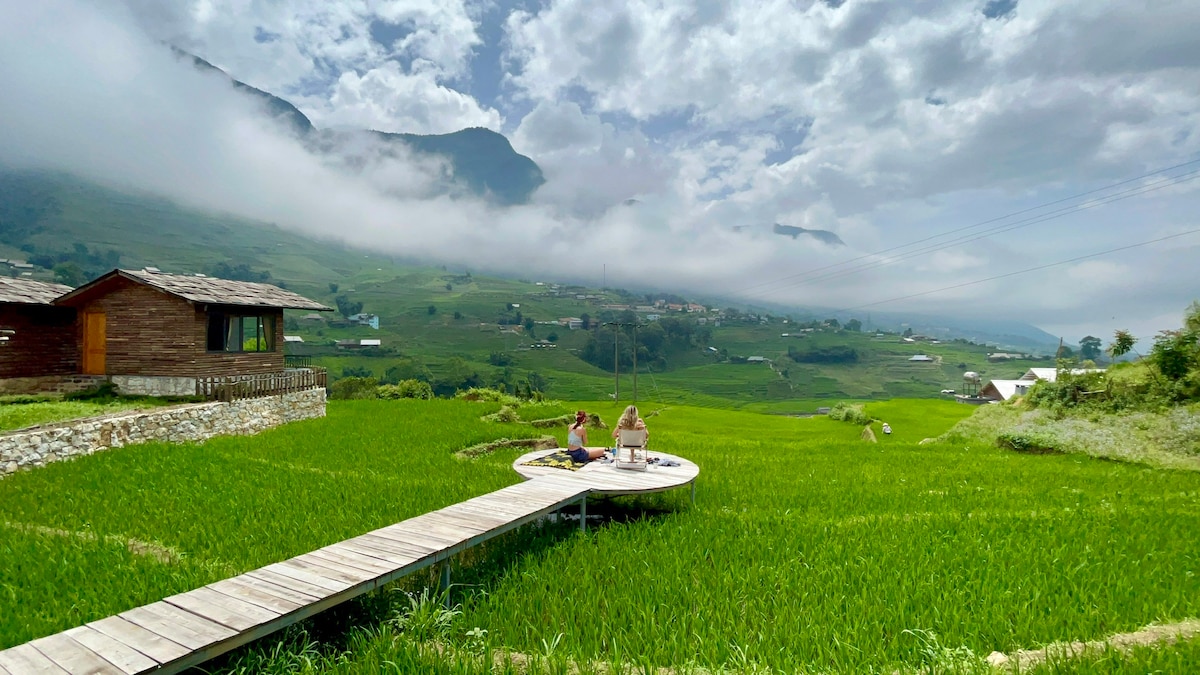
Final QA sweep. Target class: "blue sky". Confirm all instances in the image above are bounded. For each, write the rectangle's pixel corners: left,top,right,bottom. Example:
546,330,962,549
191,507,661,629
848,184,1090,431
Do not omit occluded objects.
1,0,1198,340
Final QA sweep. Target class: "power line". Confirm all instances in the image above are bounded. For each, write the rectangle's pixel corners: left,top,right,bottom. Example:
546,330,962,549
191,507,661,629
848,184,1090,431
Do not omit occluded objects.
735,156,1200,295
834,227,1200,313
756,169,1200,296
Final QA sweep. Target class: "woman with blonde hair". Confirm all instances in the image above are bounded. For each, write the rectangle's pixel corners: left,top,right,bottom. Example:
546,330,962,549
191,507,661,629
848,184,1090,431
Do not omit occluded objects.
567,410,607,463
611,404,648,439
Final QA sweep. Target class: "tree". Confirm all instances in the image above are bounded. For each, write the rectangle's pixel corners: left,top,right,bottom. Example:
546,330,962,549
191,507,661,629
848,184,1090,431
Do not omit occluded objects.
453,311,463,320
1079,336,1103,361
845,318,862,332
1150,329,1198,382
445,283,452,291
523,317,535,331
328,283,338,294
903,327,914,338
825,318,840,329
546,332,559,343
427,305,437,315
580,313,591,330
334,295,362,318
52,262,87,286
1107,330,1136,361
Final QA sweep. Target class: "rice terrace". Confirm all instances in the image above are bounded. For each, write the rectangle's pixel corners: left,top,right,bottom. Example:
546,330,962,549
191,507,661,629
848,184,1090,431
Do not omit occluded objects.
3,384,1200,673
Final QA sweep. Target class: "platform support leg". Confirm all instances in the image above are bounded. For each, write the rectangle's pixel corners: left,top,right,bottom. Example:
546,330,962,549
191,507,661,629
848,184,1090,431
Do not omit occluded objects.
691,480,696,506
579,495,587,532
440,559,451,608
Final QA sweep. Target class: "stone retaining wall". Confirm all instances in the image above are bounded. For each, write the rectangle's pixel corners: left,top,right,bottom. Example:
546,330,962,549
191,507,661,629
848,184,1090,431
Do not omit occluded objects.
0,388,326,477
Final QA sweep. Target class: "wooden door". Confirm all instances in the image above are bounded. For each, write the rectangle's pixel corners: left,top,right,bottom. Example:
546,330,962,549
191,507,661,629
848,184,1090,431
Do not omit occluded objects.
82,312,106,375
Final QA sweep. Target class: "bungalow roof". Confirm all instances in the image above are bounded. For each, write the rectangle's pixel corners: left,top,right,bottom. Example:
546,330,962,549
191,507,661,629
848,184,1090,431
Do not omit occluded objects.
0,277,73,305
56,269,332,311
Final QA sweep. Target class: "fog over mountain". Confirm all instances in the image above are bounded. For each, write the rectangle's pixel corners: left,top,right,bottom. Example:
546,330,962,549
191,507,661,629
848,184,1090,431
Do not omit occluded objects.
1,0,1198,342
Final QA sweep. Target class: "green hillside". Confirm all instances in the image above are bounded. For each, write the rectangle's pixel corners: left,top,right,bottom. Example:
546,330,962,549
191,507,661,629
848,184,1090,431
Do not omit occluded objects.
0,171,1052,406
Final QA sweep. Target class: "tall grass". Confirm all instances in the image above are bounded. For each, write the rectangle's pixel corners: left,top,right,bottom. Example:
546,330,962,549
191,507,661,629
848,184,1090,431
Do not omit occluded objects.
4,399,1200,673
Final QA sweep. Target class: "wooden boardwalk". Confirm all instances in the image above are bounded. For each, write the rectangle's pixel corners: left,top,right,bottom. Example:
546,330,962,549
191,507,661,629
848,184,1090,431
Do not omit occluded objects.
0,453,697,674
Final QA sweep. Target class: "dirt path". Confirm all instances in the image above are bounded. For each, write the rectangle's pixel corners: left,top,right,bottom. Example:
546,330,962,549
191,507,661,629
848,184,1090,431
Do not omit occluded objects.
2,520,183,564
987,619,1200,670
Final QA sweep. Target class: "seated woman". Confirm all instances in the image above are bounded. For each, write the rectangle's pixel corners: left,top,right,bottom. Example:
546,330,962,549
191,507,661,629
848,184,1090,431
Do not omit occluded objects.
567,410,608,463
612,404,649,440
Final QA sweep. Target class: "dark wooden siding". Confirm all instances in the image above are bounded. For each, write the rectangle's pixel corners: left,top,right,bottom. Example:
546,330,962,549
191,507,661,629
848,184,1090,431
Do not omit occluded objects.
0,305,78,378
73,278,284,377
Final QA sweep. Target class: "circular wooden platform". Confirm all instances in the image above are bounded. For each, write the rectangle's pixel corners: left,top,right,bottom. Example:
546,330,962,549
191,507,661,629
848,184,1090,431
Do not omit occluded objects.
512,448,699,497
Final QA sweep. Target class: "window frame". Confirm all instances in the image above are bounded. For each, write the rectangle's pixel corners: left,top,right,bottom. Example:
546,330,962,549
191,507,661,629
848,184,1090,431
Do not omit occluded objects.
205,310,277,353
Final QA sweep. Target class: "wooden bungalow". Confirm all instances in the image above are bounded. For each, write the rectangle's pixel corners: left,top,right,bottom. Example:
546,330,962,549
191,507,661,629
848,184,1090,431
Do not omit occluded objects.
0,277,78,392
54,269,332,396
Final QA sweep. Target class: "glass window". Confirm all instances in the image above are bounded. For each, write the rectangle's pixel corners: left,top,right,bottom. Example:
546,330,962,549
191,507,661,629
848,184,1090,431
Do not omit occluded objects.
206,312,276,352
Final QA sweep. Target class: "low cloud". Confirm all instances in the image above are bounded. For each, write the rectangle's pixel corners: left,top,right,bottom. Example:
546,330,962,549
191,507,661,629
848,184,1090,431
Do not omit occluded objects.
1,0,1198,342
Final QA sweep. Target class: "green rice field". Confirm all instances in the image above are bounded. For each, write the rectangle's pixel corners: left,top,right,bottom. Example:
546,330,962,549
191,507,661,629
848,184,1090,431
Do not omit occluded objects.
2,398,1199,673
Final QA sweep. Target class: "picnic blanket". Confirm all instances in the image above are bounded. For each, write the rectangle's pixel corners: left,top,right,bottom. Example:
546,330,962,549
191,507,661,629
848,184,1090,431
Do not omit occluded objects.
521,450,586,471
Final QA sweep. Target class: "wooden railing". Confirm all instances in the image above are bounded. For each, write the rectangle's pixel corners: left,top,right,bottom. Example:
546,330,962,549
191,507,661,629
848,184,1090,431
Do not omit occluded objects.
284,355,313,368
196,368,327,402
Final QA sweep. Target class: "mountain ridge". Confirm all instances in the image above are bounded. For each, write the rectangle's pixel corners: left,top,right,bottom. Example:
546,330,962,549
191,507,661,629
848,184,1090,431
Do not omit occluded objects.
179,51,544,205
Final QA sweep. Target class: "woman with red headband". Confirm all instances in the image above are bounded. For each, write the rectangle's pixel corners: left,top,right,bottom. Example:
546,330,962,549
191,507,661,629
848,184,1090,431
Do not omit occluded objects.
567,410,607,463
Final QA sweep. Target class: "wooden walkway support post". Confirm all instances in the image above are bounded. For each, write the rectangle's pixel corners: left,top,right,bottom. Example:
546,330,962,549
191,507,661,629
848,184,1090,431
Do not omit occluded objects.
439,560,451,609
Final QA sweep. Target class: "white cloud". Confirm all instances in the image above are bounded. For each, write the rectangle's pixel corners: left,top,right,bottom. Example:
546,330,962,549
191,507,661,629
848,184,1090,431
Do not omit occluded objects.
305,63,502,134
2,0,1199,339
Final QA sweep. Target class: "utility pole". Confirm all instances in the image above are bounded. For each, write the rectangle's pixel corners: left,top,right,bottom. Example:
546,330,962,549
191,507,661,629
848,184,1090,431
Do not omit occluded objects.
605,321,637,403
613,327,619,402
632,323,638,402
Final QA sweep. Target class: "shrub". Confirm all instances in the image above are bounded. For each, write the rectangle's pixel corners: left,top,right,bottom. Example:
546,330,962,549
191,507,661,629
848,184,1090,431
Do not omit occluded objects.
480,405,521,423
828,402,872,425
997,432,1061,454
329,376,379,400
63,381,120,401
377,380,434,400
456,388,521,405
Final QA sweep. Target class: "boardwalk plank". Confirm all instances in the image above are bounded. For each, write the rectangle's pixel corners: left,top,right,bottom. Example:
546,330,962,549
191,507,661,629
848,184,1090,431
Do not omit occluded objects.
365,528,447,552
337,537,424,564
421,511,506,531
307,548,393,575
387,519,474,543
244,569,333,602
29,632,123,675
376,523,461,547
218,571,316,605
354,533,440,559
377,528,460,552
283,556,373,587
0,644,70,674
327,540,416,567
210,578,308,614
450,498,539,518
87,617,189,665
165,587,280,632
264,559,352,590
119,605,229,651
63,626,158,675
